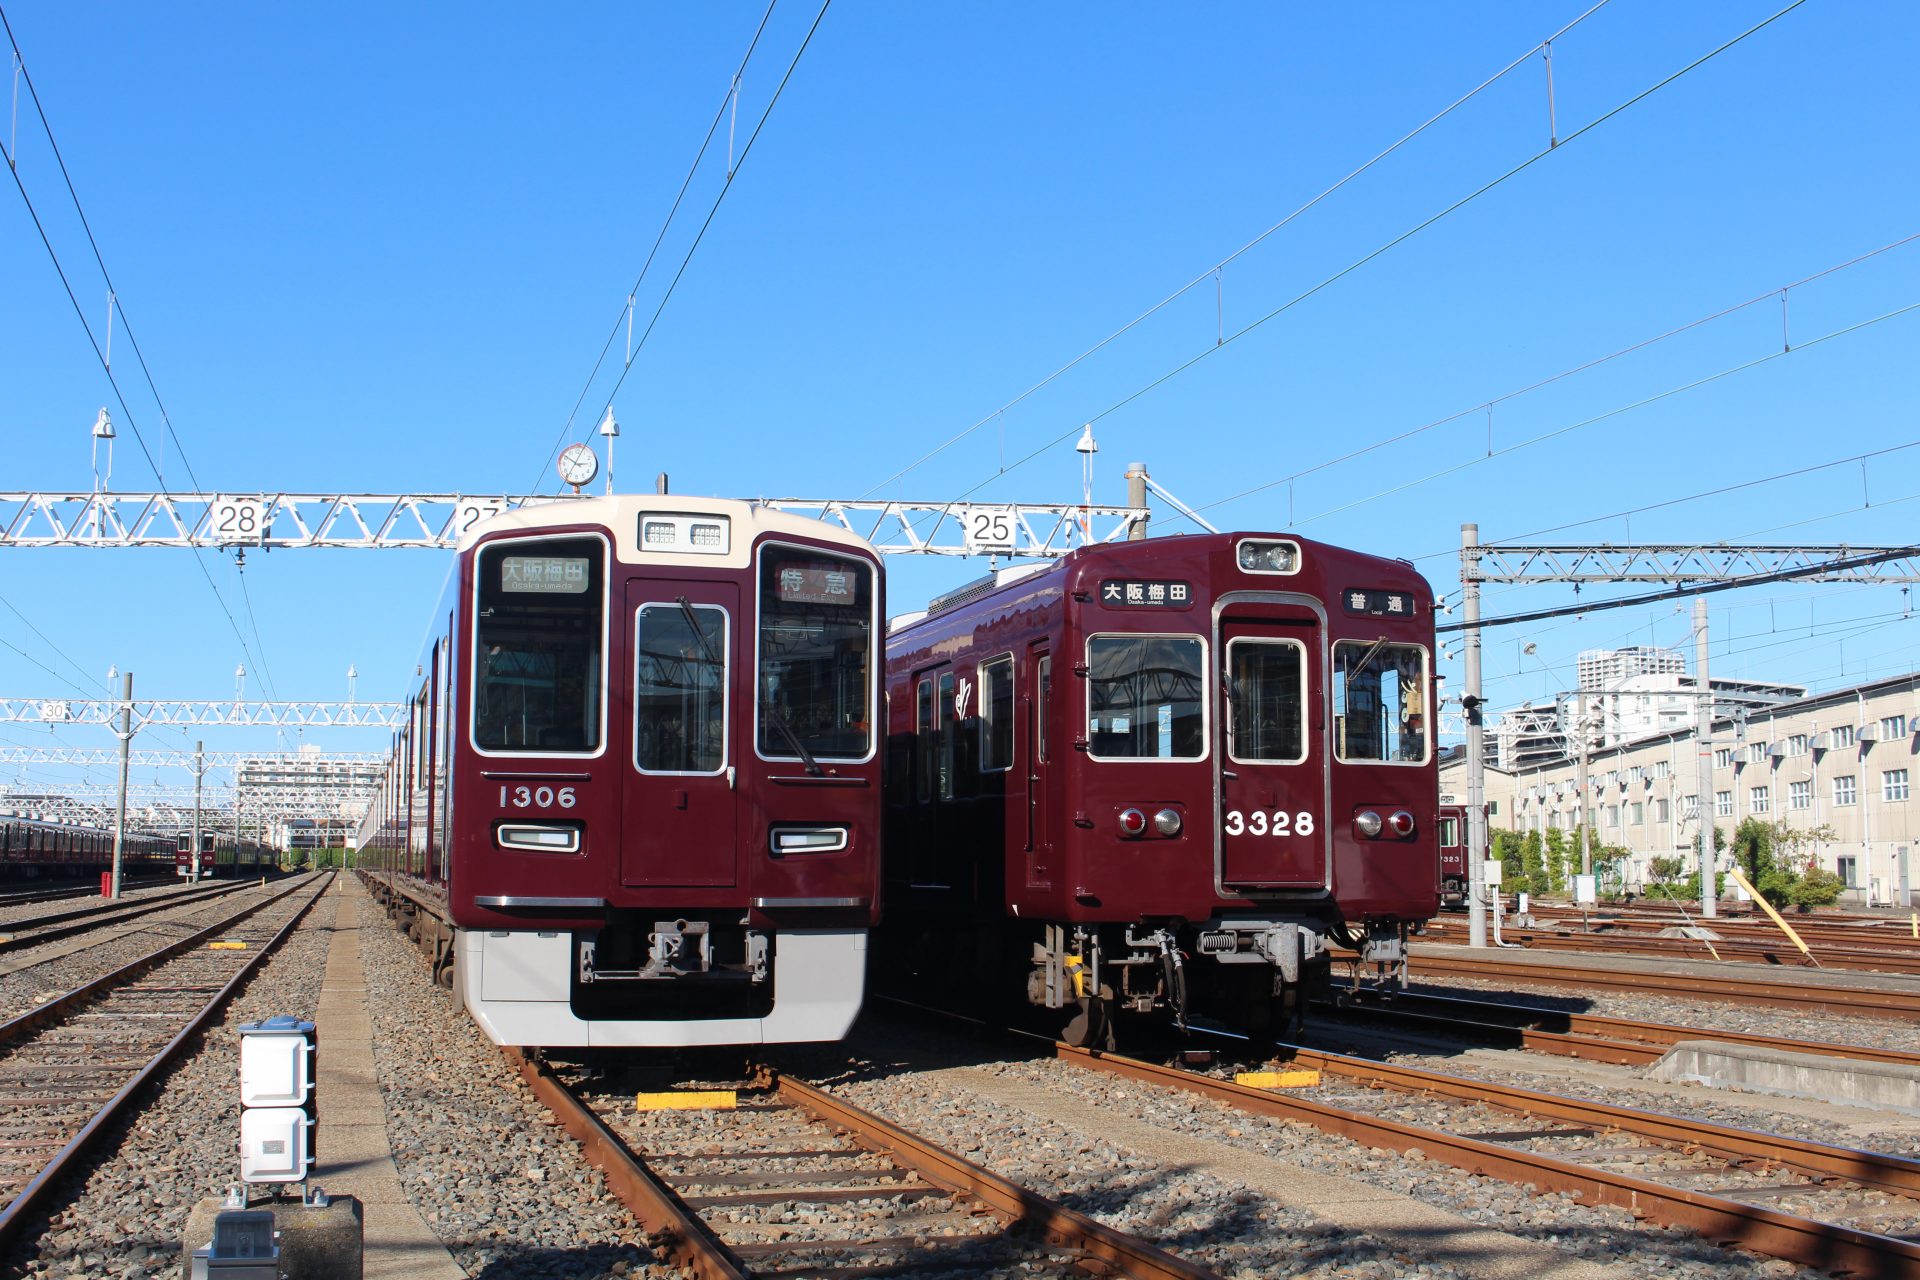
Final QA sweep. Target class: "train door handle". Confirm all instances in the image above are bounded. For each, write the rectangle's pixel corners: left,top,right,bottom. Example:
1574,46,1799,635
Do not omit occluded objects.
1221,769,1238,780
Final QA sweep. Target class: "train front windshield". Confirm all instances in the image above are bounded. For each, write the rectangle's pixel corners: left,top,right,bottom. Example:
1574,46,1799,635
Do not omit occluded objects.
472,539,605,753
757,548,874,761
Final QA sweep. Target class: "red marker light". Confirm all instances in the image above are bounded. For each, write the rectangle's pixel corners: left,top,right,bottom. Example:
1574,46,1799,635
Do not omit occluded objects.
1388,810,1416,838
1117,808,1147,837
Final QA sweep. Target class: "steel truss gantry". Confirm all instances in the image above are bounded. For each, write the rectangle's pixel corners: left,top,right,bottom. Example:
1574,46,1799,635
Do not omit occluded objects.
1467,543,1920,585
0,748,386,768
0,699,405,729
1456,533,1920,949
0,492,1150,556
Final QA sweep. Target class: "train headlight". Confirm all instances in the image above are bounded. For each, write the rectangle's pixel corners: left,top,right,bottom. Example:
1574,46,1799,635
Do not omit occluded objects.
1152,808,1183,837
1117,808,1148,837
1236,539,1300,574
1353,810,1384,838
1388,810,1416,838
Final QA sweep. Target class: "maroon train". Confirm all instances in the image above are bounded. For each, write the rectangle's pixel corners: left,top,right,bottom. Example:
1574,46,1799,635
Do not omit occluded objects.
356,495,884,1048
881,531,1438,1044
1436,798,1472,908
0,816,171,878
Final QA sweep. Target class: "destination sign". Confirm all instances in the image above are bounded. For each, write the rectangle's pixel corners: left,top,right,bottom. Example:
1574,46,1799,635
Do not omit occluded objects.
1099,579,1193,609
501,556,591,594
1342,588,1417,618
777,565,859,606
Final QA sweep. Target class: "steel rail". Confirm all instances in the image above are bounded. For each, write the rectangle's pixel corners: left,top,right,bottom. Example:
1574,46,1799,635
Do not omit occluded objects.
1408,951,1920,1020
504,1047,751,1280
1055,1044,1920,1280
1426,925,1920,975
1345,989,1920,1070
779,1074,1220,1280
0,871,334,1246
0,878,255,953
1275,1041,1920,1197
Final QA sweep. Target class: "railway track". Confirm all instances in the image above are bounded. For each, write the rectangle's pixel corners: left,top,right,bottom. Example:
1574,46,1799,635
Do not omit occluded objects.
0,878,171,912
1327,988,1920,1069
0,871,333,1246
1426,918,1920,975
505,1050,1219,1279
1407,948,1920,1020
0,878,256,955
1055,1040,1920,1279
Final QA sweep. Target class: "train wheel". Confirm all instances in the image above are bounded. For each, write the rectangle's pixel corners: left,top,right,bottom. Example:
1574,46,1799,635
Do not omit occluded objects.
1061,992,1115,1051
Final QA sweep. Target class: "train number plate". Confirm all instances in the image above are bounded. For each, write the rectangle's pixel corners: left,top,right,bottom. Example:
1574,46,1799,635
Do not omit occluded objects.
1223,809,1315,837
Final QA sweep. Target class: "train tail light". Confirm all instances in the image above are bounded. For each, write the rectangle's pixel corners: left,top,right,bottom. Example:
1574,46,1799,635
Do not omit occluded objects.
1387,810,1416,838
1353,809,1417,840
1117,808,1148,837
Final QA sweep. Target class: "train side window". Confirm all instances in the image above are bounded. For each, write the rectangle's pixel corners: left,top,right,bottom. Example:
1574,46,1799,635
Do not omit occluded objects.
915,678,934,802
980,655,1015,772
1226,638,1306,764
938,672,956,800
1086,634,1205,761
473,536,605,753
413,687,431,786
1332,640,1430,764
1437,816,1459,847
634,602,728,774
1036,655,1051,764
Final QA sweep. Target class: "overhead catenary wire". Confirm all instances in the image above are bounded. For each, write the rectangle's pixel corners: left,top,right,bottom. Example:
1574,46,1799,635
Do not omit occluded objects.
532,0,783,490
858,0,1619,500
0,7,276,690
533,0,831,492
941,0,1816,509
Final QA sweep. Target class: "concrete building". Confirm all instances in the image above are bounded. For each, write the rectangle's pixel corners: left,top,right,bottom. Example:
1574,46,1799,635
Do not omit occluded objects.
1444,671,1919,907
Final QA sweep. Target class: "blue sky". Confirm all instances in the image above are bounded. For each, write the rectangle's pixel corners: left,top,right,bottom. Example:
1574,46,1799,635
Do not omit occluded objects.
2,1,1917,806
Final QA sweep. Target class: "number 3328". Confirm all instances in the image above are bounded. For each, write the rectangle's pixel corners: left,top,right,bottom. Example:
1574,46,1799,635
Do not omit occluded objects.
1223,809,1314,836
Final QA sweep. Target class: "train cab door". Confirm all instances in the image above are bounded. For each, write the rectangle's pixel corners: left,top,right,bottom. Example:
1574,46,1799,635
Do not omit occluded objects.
621,581,739,887
1217,610,1329,889
1025,645,1056,889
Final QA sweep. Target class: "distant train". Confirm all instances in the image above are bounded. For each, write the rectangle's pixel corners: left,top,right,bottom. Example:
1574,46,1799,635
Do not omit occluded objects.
173,830,273,878
356,495,884,1048
880,530,1440,1046
1437,797,1476,908
0,816,172,878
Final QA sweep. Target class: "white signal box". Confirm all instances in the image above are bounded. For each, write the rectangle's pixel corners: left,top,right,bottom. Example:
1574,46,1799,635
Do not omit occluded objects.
237,1016,316,1186
240,1108,312,1182
239,1018,313,1107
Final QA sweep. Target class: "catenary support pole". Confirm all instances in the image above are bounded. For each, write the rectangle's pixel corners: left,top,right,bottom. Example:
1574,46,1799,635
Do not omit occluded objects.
1577,690,1592,878
1125,462,1149,540
191,740,203,884
110,671,132,899
1696,598,1716,918
1462,524,1488,949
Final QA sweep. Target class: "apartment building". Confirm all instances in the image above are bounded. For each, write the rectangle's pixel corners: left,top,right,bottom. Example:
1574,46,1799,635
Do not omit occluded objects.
1444,671,1919,907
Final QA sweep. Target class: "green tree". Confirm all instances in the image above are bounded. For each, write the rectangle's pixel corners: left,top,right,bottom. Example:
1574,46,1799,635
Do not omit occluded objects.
1493,828,1528,893
1730,818,1842,907
1543,827,1569,894
1521,830,1546,895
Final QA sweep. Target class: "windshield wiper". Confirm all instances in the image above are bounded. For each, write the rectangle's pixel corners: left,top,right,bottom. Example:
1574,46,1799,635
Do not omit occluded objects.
1344,637,1390,688
677,595,821,776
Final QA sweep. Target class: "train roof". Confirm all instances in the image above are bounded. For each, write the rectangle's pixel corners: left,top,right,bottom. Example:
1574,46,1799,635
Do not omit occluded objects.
458,494,879,568
889,531,1429,640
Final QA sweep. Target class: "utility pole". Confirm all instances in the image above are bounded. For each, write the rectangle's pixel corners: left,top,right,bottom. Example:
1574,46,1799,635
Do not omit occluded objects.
191,739,204,884
1695,598,1716,918
1462,524,1488,949
1575,690,1592,878
110,670,132,899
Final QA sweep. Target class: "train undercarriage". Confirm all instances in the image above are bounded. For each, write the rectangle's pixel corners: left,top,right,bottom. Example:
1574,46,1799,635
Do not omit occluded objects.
1027,916,1411,1048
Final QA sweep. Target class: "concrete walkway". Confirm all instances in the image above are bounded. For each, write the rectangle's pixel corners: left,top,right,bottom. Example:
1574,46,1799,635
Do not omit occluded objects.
313,879,466,1279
